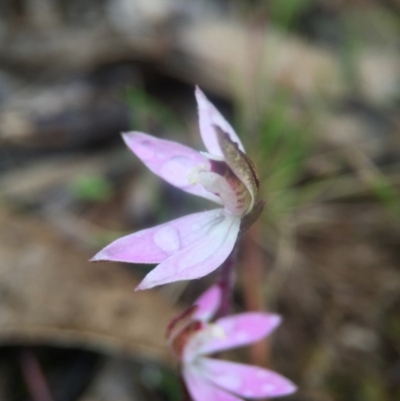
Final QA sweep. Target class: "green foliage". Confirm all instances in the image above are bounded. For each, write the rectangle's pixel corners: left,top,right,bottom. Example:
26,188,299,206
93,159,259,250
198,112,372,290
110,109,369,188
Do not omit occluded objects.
141,365,183,401
70,174,113,202
368,173,400,218
252,92,313,223
125,87,185,133
360,373,389,401
268,0,313,29
339,12,363,93
242,88,400,224
159,368,184,401
237,0,313,29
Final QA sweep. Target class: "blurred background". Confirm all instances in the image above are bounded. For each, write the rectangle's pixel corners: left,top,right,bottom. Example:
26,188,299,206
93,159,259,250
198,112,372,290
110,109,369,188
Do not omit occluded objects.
0,0,400,400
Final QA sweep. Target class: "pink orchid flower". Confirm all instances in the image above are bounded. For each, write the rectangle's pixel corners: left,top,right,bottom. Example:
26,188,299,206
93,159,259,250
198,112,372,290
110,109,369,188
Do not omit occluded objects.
91,87,262,290
168,286,297,401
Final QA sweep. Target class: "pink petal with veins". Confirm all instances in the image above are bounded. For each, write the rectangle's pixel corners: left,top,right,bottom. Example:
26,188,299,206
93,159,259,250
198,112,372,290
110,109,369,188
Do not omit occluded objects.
136,214,240,290
196,313,281,355
183,366,242,401
122,131,221,204
195,86,245,157
91,209,227,264
201,358,297,398
193,285,222,322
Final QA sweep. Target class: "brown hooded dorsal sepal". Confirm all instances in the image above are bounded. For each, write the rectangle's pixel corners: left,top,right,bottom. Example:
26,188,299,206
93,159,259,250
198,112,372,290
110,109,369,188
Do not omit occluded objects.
239,199,265,232
214,126,259,211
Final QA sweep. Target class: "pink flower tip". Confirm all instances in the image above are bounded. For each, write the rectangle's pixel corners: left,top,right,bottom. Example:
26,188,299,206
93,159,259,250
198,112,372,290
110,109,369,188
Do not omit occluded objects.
167,286,297,401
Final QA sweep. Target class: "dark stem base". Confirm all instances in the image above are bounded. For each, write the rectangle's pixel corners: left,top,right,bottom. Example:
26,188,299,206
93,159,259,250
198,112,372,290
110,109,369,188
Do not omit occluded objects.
216,243,239,318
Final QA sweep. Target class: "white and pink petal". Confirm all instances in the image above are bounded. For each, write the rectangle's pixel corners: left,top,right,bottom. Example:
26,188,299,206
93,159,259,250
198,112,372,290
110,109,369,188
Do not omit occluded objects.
122,131,221,204
91,209,228,264
195,313,281,355
195,87,245,157
183,366,242,401
201,358,297,398
136,213,240,290
193,285,222,323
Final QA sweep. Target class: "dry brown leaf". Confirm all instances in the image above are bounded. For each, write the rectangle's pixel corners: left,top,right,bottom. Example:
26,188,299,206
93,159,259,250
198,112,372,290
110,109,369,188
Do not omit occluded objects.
179,19,399,104
0,210,178,361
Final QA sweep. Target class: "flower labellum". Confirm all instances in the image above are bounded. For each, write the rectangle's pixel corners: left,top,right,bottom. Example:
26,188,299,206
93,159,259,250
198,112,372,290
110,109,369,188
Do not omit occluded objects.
168,286,297,401
91,87,264,290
